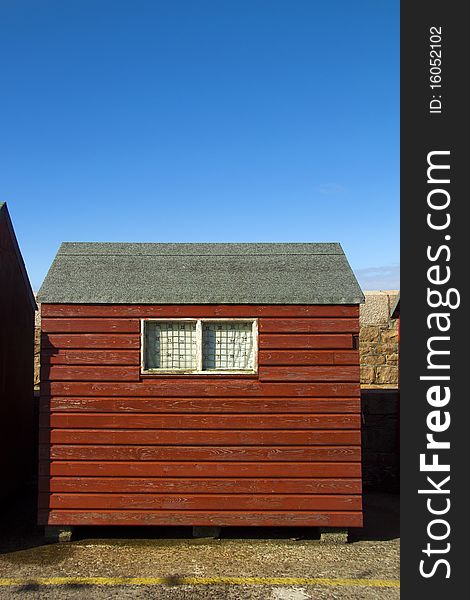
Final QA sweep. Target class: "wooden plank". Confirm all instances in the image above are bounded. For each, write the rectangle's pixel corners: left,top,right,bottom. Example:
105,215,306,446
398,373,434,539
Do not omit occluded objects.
40,509,363,527
42,429,361,446
44,350,358,368
43,445,360,461
43,460,362,478
42,397,361,414
42,493,361,511
259,366,360,382
43,365,360,384
45,381,360,397
41,304,360,318
260,334,353,349
42,318,140,333
43,350,140,366
260,319,358,334
43,413,361,430
259,350,359,366
42,334,140,349
42,365,140,382
46,476,362,494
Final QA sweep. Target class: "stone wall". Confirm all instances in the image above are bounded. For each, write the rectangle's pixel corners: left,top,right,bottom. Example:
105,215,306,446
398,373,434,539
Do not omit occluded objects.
360,291,399,389
359,291,400,491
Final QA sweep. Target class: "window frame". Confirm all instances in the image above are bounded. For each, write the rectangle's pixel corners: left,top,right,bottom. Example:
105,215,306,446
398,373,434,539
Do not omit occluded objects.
140,317,259,375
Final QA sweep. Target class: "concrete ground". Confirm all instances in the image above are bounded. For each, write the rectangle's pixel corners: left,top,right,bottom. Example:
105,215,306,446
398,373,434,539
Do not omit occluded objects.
0,485,399,599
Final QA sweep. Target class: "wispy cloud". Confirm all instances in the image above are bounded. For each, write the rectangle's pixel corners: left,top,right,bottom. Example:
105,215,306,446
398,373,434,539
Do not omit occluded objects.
317,183,345,195
354,265,400,291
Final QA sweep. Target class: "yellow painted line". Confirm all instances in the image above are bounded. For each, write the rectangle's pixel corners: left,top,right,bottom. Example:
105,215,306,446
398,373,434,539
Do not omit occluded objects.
0,576,399,588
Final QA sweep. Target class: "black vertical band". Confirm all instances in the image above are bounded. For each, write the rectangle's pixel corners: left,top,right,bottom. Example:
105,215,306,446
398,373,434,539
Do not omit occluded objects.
401,2,466,596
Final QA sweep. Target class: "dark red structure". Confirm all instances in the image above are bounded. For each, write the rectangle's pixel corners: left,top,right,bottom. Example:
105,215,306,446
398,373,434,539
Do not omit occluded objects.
391,293,400,343
38,243,364,530
0,203,36,498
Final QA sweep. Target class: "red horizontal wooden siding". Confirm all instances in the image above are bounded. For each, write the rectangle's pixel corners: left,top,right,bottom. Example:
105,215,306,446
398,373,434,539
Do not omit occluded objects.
39,303,362,528
41,397,361,414
44,461,361,478
40,510,363,528
45,477,361,494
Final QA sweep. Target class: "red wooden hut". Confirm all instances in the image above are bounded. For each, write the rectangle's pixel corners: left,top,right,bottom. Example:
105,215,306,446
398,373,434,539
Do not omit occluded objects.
0,202,36,498
37,242,364,537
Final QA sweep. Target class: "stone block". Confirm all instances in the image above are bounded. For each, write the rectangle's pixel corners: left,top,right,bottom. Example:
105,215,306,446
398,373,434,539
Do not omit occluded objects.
363,354,385,366
45,526,74,543
375,342,396,355
360,326,380,343
319,528,349,544
359,341,375,352
376,365,399,385
360,366,375,385
360,292,398,326
381,328,399,342
192,526,221,538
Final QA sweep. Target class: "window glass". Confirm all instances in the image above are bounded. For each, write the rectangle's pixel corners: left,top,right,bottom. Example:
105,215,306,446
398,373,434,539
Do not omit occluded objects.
202,321,254,370
145,321,197,370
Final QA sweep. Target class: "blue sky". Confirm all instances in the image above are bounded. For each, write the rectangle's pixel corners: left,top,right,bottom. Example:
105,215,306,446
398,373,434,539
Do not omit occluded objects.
1,0,399,292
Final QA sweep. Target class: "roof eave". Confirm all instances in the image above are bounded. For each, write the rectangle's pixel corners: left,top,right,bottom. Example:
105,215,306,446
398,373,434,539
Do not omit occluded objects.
0,204,37,311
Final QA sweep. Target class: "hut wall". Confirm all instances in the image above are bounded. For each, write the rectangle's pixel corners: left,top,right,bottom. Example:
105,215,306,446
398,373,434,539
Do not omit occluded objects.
0,215,35,497
39,303,362,527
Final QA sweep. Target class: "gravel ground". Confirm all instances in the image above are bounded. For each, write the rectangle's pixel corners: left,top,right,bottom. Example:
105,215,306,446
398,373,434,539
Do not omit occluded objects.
0,584,399,600
0,486,399,599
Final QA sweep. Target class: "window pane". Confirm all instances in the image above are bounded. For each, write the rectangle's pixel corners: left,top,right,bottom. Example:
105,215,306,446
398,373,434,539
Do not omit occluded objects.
145,321,197,370
202,322,254,370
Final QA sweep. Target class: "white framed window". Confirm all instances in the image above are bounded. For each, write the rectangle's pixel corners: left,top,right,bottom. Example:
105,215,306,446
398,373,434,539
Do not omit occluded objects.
141,318,258,374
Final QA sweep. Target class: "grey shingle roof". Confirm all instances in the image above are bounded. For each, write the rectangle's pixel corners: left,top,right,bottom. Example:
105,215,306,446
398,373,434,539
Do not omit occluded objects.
37,242,364,304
